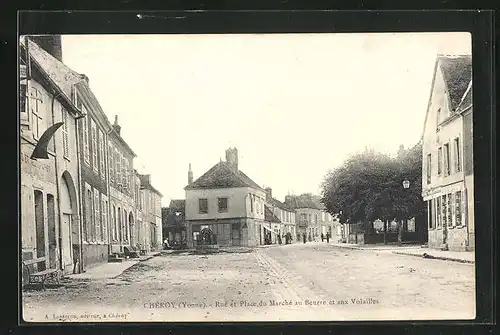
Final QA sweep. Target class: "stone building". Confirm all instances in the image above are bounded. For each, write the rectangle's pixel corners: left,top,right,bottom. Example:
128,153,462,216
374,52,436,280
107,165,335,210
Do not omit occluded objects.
107,116,137,254
184,147,266,248
263,188,296,244
138,174,163,251
285,193,338,242
74,71,113,268
421,54,474,251
20,36,85,276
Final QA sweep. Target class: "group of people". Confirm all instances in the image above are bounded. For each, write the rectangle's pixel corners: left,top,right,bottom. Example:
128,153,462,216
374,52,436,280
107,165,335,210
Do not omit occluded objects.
277,231,293,245
301,232,331,243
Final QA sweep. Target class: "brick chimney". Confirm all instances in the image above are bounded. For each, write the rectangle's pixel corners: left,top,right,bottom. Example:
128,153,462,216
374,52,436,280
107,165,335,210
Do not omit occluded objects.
188,163,193,185
265,187,272,201
225,147,238,171
113,115,121,135
29,35,62,62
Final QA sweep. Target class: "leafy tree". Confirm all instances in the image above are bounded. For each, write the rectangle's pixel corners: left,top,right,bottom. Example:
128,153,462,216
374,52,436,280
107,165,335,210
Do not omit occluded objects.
321,143,424,227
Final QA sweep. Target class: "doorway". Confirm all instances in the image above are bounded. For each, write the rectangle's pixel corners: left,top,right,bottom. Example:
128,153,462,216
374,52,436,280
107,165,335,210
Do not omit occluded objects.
47,194,57,269
34,190,46,271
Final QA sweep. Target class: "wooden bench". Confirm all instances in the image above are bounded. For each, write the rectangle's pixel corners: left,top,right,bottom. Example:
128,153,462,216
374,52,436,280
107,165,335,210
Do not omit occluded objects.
22,257,60,290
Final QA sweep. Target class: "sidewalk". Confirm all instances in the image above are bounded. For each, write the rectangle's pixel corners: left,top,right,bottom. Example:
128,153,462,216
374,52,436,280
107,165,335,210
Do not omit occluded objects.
331,242,475,264
65,252,161,280
393,249,475,264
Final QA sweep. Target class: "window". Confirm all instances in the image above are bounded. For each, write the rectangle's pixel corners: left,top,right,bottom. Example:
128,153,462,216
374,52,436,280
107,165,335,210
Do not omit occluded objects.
101,197,108,243
428,200,435,229
91,120,98,171
108,142,114,182
436,197,442,228
444,143,451,176
85,189,92,242
455,191,462,226
441,195,447,226
61,108,69,158
123,158,128,188
454,137,461,172
436,108,441,126
29,87,43,139
99,130,105,178
20,80,27,119
199,198,208,214
218,197,228,213
437,147,442,175
82,114,90,164
250,194,254,212
112,205,117,241
447,193,453,227
94,190,100,242
426,153,432,184
116,149,121,184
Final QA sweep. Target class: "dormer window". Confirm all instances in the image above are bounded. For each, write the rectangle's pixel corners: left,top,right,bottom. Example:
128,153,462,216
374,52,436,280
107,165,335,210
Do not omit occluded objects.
436,108,441,126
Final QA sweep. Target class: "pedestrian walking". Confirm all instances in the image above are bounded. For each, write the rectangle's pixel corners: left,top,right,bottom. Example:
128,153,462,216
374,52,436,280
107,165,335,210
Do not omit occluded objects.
302,233,306,243
326,232,330,243
321,233,325,242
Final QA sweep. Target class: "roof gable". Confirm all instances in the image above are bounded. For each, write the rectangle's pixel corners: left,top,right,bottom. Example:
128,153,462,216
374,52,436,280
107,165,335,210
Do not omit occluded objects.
439,55,472,111
265,206,281,223
23,39,84,108
185,161,263,191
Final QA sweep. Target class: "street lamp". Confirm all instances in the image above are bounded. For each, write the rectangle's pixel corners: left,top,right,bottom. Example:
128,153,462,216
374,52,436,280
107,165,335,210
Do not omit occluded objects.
399,179,410,245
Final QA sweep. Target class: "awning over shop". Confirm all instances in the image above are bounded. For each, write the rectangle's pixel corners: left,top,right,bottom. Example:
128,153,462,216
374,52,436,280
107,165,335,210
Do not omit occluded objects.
261,223,279,235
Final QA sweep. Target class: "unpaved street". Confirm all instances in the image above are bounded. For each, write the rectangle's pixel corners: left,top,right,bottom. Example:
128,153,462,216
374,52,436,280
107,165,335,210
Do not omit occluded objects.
23,243,475,322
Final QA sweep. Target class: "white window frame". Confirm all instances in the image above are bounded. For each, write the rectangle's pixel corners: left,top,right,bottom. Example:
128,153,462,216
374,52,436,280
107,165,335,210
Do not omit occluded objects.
91,120,98,172
99,129,105,179
82,112,90,164
61,107,70,158
94,189,100,242
29,87,43,140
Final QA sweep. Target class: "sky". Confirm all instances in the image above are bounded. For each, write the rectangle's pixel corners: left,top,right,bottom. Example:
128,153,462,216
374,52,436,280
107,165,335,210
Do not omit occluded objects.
60,32,471,205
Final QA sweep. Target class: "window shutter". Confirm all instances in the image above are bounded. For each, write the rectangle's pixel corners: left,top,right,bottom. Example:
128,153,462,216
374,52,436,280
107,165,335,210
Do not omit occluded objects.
94,191,100,242
83,116,90,163
62,109,69,157
462,189,468,227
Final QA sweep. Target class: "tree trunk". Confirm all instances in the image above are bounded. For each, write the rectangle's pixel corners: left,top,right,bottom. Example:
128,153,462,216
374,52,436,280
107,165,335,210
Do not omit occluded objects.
383,220,387,245
397,220,403,246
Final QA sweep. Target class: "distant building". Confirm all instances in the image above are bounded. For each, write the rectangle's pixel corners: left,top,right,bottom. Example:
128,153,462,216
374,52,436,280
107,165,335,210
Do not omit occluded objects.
184,147,266,247
421,54,473,251
285,194,339,241
139,174,163,251
264,187,296,244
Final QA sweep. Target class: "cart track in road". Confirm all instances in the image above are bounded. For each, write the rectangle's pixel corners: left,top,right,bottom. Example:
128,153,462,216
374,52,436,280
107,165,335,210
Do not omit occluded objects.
254,249,337,320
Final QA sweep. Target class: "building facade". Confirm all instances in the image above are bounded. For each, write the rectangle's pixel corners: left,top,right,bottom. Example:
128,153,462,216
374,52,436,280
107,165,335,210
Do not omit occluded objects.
421,55,474,251
139,174,163,252
185,148,266,248
285,194,338,242
75,77,113,268
264,188,296,243
108,116,137,254
20,36,84,277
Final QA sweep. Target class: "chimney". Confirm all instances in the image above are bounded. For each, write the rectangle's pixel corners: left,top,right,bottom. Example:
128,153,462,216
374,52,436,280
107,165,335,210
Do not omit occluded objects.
113,115,121,135
188,163,193,185
265,187,272,201
29,35,63,62
225,147,239,171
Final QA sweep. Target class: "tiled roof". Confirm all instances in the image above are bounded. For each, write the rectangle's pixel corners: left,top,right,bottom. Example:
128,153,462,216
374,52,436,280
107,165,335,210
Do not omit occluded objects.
438,55,472,111
457,80,472,112
268,197,294,211
264,206,281,223
184,161,264,191
286,194,322,210
22,38,85,108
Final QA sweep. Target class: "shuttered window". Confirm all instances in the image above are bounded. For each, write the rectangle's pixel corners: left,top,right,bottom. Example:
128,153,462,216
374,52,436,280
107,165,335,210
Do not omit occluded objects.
82,113,90,164
99,130,105,178
61,108,69,157
94,190,100,242
91,121,98,172
29,87,43,139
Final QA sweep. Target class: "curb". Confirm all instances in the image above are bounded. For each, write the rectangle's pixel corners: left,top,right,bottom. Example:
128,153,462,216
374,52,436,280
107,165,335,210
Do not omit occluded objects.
392,251,475,264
